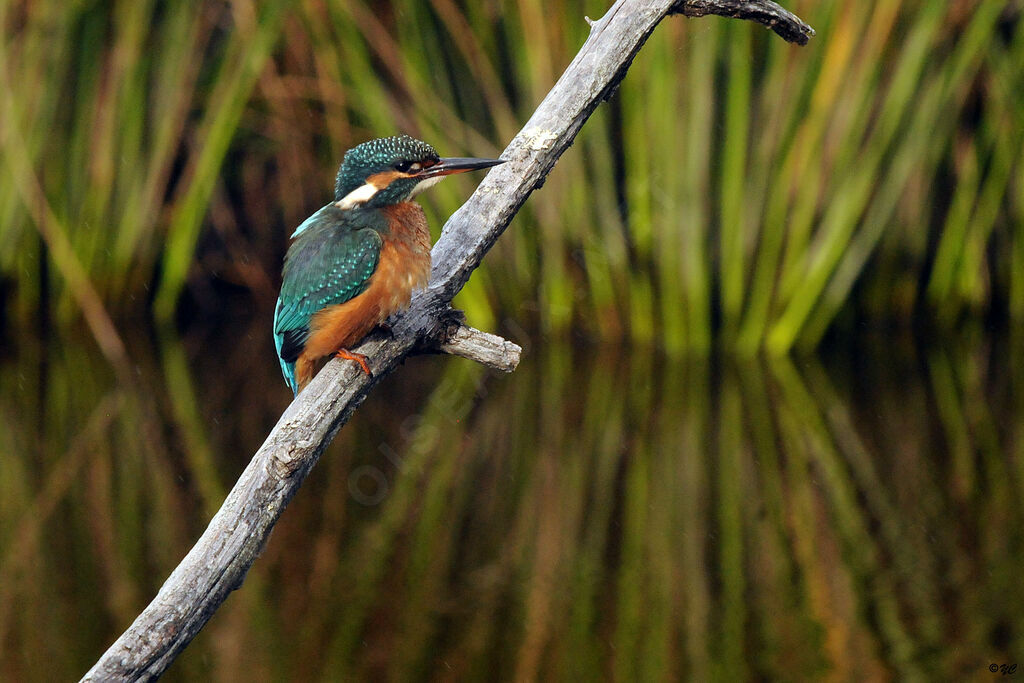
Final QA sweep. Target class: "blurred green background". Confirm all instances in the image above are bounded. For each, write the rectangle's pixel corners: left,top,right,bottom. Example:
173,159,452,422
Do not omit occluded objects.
1,0,1023,680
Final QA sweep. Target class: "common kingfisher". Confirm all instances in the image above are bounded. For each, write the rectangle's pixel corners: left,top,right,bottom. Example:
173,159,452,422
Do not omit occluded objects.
274,135,503,395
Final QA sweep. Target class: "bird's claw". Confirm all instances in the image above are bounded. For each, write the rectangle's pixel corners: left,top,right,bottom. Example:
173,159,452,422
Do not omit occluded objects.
334,349,372,376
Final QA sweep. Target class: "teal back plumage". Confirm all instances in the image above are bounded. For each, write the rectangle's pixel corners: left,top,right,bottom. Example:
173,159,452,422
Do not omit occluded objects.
274,205,384,394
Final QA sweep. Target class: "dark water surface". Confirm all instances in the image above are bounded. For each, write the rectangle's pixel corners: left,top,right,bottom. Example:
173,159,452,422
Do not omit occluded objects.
1,320,1023,681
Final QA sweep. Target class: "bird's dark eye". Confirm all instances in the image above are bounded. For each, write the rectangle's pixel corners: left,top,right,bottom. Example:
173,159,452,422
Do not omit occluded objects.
394,160,412,173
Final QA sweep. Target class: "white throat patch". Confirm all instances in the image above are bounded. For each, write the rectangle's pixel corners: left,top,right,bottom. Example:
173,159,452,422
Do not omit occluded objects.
409,174,445,198
335,182,379,210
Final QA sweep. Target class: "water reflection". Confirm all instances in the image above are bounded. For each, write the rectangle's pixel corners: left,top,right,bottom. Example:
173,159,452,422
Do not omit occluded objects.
1,324,1022,680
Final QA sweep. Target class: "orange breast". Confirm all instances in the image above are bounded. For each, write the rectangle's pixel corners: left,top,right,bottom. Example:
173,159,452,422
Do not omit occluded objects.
300,202,431,363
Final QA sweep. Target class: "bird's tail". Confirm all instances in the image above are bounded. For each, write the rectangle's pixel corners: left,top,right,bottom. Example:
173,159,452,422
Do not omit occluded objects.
273,297,300,396
280,357,299,396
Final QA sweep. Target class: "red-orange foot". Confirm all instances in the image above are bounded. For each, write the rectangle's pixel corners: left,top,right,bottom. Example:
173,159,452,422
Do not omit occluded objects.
334,348,372,376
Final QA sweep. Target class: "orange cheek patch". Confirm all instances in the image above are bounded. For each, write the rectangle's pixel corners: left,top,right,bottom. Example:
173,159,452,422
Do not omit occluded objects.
366,170,408,188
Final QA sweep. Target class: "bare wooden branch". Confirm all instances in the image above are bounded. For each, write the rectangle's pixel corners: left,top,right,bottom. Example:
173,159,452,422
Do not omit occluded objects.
82,1,811,680
436,324,522,372
673,0,815,45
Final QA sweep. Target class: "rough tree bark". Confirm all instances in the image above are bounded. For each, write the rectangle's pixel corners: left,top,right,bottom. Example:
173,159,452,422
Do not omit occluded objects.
82,0,812,679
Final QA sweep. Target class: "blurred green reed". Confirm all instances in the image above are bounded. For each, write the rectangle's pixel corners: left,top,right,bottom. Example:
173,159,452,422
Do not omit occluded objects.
3,324,1023,680
1,0,1022,352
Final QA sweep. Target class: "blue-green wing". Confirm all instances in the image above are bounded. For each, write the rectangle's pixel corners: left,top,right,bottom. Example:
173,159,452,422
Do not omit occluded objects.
274,221,382,394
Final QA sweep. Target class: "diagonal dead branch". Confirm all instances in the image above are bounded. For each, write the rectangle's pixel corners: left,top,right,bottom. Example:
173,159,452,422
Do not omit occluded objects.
82,0,812,679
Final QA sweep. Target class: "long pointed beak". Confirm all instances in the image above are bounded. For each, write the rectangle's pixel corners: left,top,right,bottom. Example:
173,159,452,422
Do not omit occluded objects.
422,157,505,178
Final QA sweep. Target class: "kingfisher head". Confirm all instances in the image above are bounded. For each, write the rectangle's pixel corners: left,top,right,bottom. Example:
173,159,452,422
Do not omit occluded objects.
333,135,503,210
